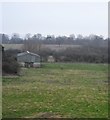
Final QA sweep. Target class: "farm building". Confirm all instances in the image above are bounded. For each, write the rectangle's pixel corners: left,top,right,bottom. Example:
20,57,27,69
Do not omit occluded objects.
47,56,55,63
17,51,40,68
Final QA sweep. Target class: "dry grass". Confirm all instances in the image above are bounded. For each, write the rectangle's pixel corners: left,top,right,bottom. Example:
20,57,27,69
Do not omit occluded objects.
3,44,81,51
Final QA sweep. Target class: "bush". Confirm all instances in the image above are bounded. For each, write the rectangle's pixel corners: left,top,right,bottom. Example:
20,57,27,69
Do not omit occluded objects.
2,50,20,74
2,61,20,74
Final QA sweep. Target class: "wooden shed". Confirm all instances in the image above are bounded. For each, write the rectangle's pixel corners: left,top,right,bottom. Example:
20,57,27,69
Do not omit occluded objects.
17,51,40,68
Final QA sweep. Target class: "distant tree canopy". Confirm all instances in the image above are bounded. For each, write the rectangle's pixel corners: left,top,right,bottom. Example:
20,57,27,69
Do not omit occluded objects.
1,33,108,47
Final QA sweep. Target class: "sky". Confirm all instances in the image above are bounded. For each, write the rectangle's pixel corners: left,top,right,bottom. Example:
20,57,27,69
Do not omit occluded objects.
1,2,108,38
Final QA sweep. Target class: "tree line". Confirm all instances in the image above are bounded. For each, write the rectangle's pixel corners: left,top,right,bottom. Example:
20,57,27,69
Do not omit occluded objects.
1,33,108,47
1,33,109,65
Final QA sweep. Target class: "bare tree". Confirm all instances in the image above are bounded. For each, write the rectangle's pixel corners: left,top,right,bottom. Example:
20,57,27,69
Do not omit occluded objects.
23,34,42,53
77,34,83,39
25,33,31,40
69,34,75,40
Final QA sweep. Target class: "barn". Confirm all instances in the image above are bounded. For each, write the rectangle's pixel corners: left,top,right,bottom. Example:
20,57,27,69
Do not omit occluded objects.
17,51,40,68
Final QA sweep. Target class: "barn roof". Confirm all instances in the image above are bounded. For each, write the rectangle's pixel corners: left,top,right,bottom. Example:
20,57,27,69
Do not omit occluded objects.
17,51,40,57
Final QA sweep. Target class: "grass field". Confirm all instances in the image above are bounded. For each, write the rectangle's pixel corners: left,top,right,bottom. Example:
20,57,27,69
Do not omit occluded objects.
2,63,108,118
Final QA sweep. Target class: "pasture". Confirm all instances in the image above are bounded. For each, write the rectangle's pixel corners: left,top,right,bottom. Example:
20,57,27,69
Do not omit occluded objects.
2,63,108,118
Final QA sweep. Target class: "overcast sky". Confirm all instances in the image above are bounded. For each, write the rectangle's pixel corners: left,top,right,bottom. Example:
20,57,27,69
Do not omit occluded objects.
1,2,108,38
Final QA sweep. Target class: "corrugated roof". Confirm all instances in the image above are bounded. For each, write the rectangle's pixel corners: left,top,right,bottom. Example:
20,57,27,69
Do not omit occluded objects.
17,51,40,57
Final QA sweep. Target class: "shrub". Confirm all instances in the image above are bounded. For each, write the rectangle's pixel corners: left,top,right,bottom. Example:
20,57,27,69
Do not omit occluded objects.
2,50,20,74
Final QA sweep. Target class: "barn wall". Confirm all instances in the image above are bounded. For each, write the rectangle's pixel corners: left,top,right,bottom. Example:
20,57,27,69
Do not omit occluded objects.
17,52,41,68
18,62,40,68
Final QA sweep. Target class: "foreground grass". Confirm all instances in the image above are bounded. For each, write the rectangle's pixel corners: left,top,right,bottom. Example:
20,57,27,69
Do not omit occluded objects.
2,63,108,118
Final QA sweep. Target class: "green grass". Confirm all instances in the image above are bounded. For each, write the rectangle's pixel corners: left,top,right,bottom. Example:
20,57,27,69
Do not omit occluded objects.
2,63,108,118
